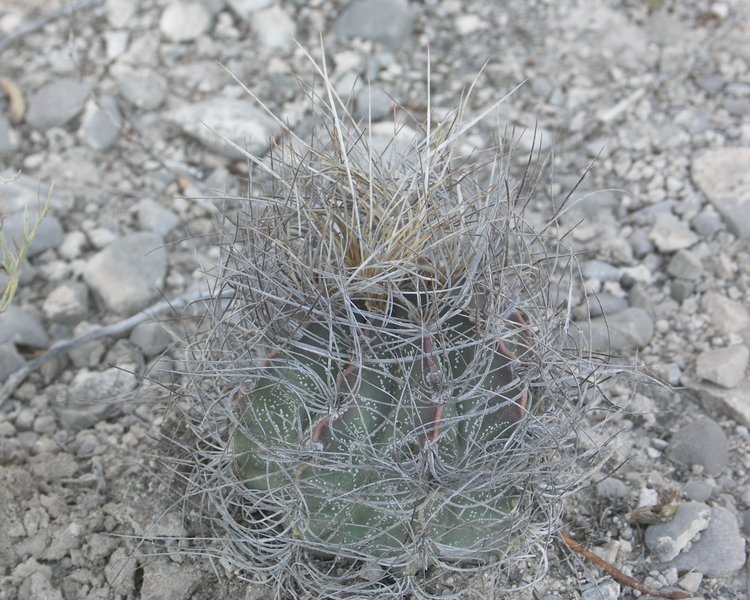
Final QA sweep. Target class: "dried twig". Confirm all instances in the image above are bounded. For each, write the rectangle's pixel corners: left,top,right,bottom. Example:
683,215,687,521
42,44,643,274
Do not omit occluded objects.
0,76,25,123
0,0,105,53
560,532,697,600
0,288,233,403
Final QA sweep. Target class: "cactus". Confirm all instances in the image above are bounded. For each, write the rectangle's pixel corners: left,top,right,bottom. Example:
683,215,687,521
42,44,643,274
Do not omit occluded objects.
173,50,607,599
235,308,530,566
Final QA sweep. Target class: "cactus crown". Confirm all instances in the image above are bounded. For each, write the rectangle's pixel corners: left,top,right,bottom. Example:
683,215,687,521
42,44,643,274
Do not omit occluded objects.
173,49,606,599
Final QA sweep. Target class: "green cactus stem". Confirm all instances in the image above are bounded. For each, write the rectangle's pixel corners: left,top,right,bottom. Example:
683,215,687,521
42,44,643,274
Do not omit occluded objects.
234,308,530,564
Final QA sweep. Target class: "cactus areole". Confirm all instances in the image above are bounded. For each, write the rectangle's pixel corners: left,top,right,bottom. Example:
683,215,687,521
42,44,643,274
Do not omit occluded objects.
234,298,533,568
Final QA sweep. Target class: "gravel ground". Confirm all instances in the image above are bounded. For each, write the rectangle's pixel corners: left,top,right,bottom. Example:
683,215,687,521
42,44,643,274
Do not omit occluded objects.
1,0,749,598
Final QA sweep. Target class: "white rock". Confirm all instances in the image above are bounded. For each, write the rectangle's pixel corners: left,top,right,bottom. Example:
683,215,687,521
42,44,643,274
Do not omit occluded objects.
667,506,746,577
678,572,702,593
42,282,89,324
649,212,698,252
695,345,749,388
58,231,87,260
692,147,750,238
68,367,138,404
160,0,213,42
645,502,711,562
103,30,129,60
106,0,137,28
369,122,420,169
455,14,483,35
253,6,296,49
87,227,118,249
701,291,750,334
0,345,25,382
163,98,282,159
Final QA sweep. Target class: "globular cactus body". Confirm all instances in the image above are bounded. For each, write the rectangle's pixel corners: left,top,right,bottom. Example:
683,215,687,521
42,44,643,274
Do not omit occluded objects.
235,310,528,564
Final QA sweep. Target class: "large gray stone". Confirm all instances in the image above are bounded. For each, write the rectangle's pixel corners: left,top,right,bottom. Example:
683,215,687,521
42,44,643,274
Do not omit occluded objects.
645,501,711,562
666,249,703,280
690,209,723,237
115,68,167,110
695,345,749,389
130,320,177,357
667,416,728,476
164,98,281,159
137,198,181,236
0,306,49,349
582,260,621,282
333,0,415,49
0,171,61,214
83,232,167,315
582,293,629,319
25,78,89,131
578,307,654,355
1,212,64,257
690,377,750,428
692,147,750,238
78,96,122,150
0,345,25,382
666,506,746,577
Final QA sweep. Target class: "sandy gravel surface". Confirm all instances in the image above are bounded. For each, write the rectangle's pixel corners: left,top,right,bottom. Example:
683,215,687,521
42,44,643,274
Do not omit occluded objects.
1,1,749,598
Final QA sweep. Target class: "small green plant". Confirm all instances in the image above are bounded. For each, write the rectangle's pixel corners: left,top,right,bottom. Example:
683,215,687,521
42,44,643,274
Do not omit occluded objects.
172,49,609,598
0,173,50,312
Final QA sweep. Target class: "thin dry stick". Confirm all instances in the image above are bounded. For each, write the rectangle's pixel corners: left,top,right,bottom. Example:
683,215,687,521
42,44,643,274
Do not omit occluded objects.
560,532,696,600
0,288,233,403
0,76,25,123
